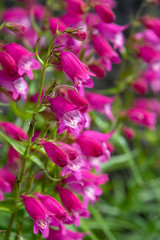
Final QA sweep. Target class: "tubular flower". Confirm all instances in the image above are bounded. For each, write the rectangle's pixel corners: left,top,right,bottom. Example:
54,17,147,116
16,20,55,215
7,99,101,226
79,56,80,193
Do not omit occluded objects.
92,34,121,71
86,91,115,120
76,135,104,157
140,16,160,38
64,171,109,205
4,43,41,79
21,195,61,238
50,96,87,136
57,186,90,226
128,108,157,130
40,140,69,167
60,51,95,94
65,0,87,15
132,77,148,95
96,22,128,52
0,70,28,101
35,193,73,225
94,4,115,23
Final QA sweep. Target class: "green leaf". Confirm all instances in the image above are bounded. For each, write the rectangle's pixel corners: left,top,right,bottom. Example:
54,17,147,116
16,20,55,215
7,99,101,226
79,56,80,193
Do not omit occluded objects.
90,207,116,240
80,219,99,240
101,151,138,172
112,134,143,186
11,102,32,120
0,131,25,155
0,131,44,169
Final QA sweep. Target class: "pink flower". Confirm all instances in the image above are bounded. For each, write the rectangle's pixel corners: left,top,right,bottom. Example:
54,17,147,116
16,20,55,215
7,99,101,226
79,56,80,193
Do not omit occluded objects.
0,121,27,140
40,140,83,176
96,22,128,52
128,108,157,130
21,195,61,238
0,70,28,101
137,45,160,63
0,169,15,201
57,186,90,226
141,16,160,38
60,51,94,94
4,43,41,79
76,135,104,157
86,91,115,120
134,98,160,114
81,130,115,142
65,0,87,15
35,193,73,226
66,89,89,112
88,64,106,78
94,4,115,23
123,127,135,140
64,171,109,205
40,140,69,167
132,77,148,95
92,34,121,71
50,96,87,136
79,130,115,171
134,30,160,50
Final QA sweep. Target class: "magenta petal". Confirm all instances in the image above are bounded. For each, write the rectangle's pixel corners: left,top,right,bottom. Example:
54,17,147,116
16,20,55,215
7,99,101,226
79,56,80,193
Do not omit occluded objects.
50,96,75,118
40,224,49,239
57,118,68,134
33,221,39,235
82,130,115,142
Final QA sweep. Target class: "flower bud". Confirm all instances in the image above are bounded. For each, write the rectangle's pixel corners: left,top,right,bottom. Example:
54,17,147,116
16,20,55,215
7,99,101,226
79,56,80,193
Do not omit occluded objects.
40,140,69,167
67,30,87,41
5,22,25,34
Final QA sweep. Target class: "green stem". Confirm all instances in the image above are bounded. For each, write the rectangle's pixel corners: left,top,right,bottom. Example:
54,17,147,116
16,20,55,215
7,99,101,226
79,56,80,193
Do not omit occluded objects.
4,211,16,240
0,22,5,31
36,66,47,109
128,156,143,186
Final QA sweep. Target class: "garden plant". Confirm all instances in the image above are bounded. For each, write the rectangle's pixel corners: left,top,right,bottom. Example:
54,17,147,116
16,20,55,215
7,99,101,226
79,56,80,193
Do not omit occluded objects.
0,0,160,239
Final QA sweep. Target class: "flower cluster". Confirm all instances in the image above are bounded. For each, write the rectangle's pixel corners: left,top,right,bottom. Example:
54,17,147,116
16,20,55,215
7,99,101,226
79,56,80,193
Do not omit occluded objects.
0,0,159,239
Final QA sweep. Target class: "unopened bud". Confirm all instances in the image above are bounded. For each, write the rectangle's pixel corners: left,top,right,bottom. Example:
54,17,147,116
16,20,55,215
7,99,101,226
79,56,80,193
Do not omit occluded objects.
68,30,87,41
5,22,25,34
66,27,87,41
